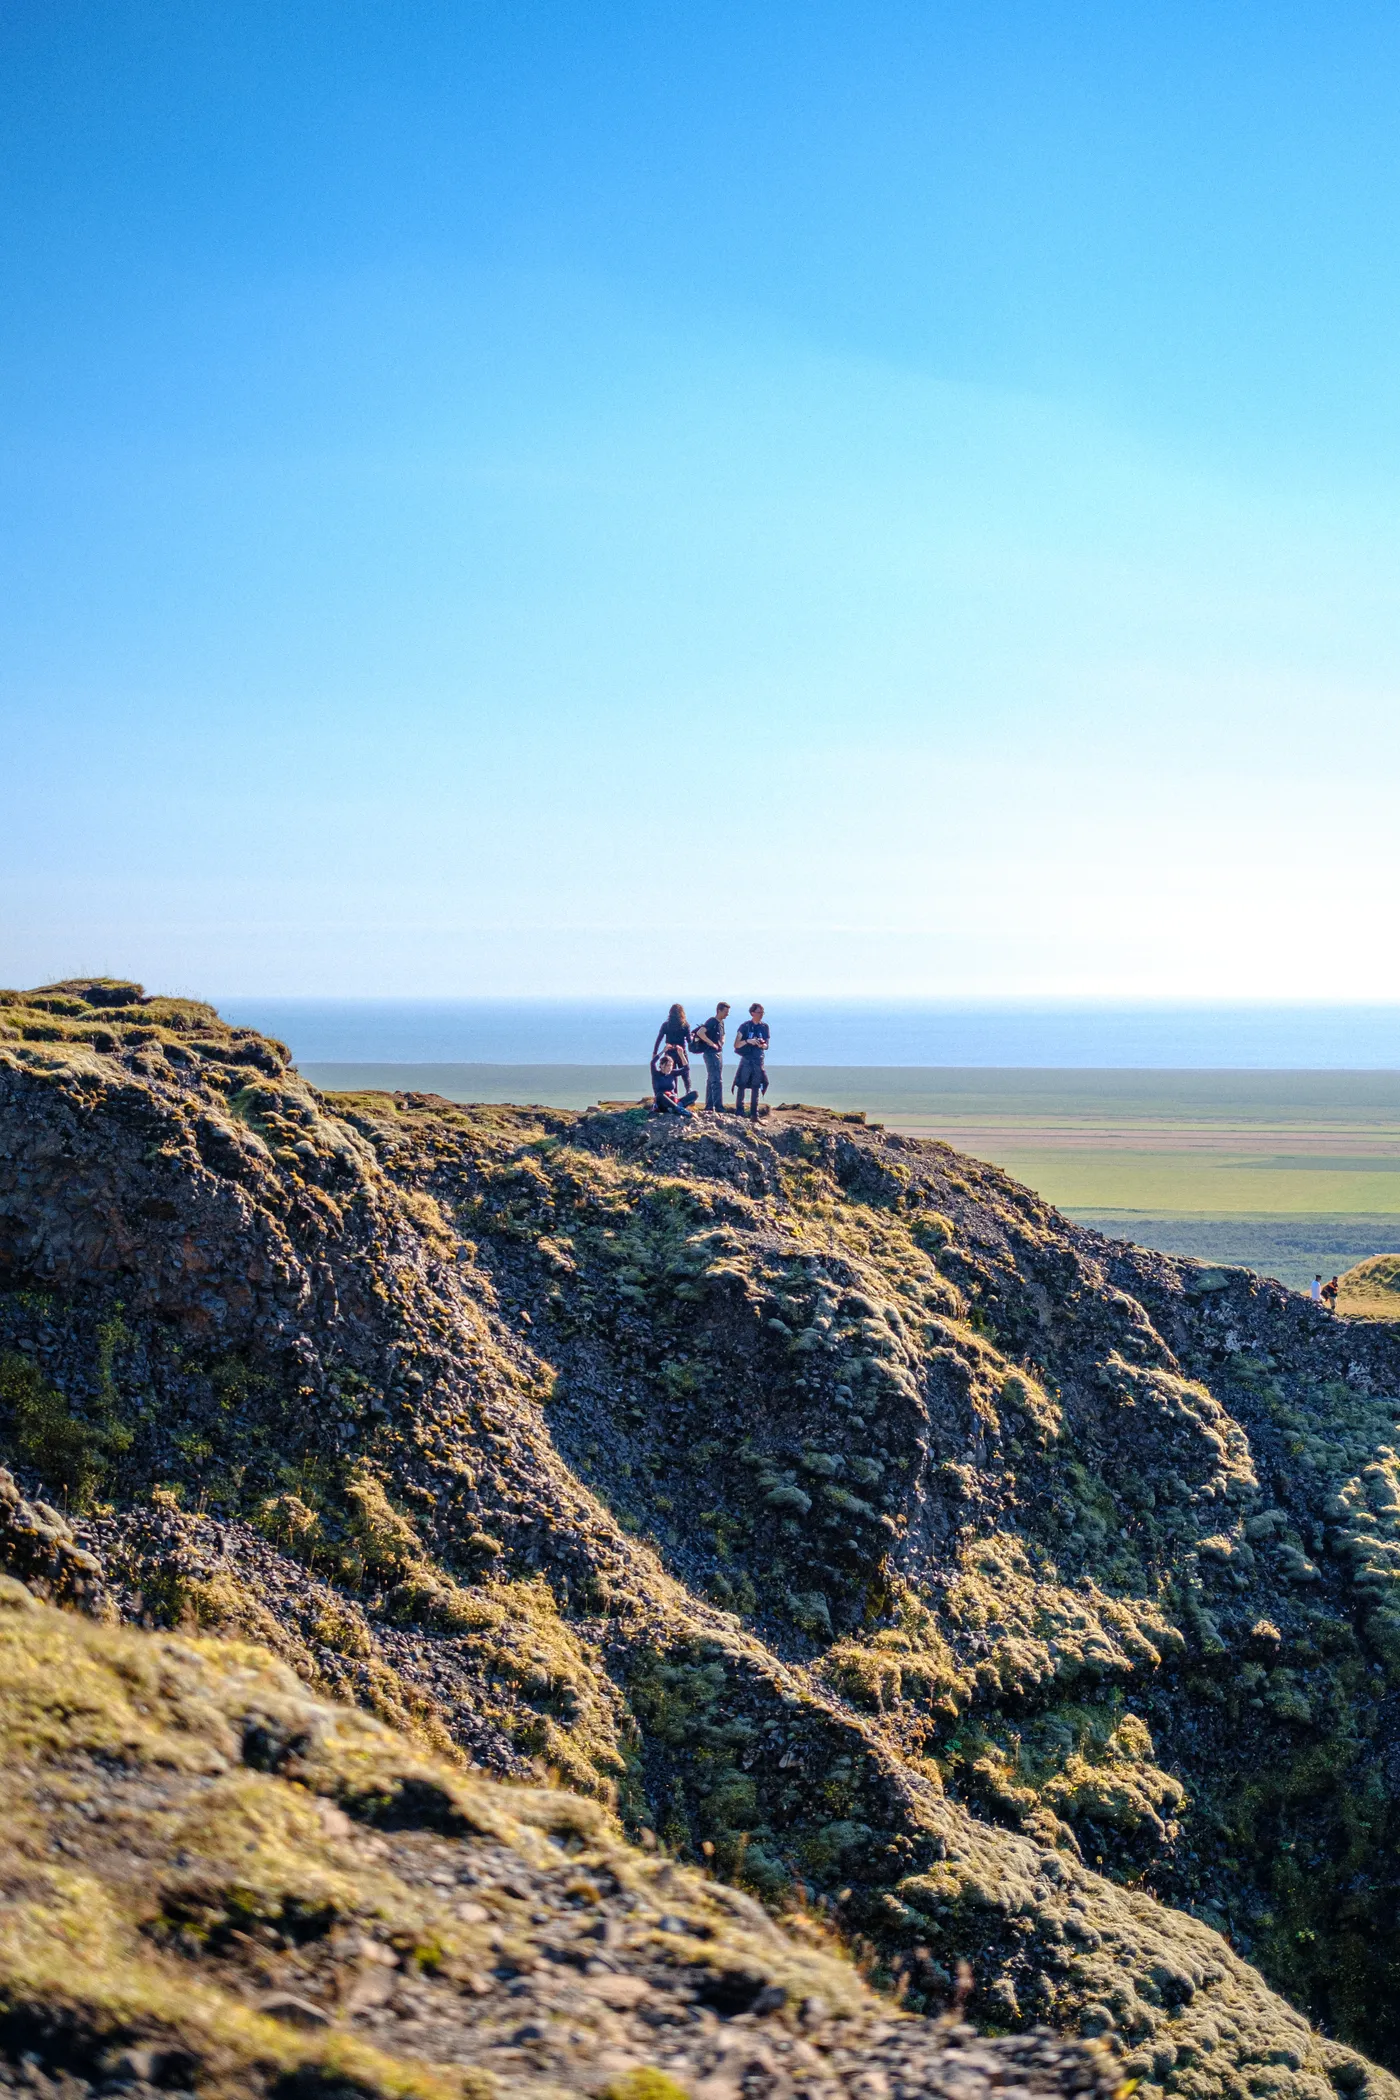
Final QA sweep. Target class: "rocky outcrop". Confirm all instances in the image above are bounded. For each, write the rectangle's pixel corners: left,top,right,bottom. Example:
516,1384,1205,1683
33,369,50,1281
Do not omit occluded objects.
0,1589,1127,2100
0,1464,107,1611
3,979,1400,2100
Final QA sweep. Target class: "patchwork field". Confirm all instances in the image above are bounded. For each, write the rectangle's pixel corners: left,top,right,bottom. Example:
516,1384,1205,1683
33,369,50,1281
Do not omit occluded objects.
304,1062,1400,1290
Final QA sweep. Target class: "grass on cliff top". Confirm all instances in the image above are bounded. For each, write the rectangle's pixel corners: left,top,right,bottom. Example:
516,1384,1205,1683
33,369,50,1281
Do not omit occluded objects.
0,1579,870,2098
304,1062,1400,1215
1337,1254,1400,1321
0,977,290,1073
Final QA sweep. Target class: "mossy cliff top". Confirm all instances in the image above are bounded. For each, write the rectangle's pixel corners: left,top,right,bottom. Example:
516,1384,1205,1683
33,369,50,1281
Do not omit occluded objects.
0,1578,1125,2100
4,981,1400,2100
1337,1256,1400,1322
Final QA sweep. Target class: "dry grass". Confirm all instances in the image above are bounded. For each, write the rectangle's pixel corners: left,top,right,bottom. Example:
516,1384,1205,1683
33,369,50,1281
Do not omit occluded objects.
1337,1253,1400,1322
0,1583,874,2098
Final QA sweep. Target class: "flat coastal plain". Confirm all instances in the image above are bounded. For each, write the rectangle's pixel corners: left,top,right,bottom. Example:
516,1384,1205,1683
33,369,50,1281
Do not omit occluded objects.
305,1063,1400,1289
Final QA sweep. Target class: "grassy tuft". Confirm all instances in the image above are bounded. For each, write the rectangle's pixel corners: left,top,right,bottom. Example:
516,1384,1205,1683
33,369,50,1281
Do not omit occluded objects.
1337,1252,1400,1321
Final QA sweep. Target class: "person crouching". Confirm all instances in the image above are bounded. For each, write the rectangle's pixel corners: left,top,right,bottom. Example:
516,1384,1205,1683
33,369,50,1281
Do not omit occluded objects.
652,1051,698,1116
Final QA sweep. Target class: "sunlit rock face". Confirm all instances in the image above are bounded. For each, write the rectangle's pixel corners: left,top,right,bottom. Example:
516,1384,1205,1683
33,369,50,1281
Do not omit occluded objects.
4,977,1400,2100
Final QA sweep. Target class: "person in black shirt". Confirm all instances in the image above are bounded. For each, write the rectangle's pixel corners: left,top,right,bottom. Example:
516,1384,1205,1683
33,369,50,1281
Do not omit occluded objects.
732,1003,770,1119
652,1051,696,1115
651,1004,691,1094
690,1002,730,1112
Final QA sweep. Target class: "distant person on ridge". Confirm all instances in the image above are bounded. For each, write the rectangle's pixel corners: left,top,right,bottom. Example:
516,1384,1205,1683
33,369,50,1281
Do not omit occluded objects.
1322,1275,1339,1314
1310,1275,1323,1305
732,1003,770,1120
652,1004,692,1096
691,1001,730,1113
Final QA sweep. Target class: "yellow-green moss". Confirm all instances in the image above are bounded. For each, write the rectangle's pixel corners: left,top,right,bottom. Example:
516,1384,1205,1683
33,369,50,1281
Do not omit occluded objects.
0,1592,873,2098
0,1349,127,1509
598,2074,691,2100
1337,1254,1400,1322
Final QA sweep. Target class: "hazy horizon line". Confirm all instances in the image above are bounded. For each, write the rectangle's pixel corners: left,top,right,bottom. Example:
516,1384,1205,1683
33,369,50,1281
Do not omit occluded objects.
214,993,1400,1011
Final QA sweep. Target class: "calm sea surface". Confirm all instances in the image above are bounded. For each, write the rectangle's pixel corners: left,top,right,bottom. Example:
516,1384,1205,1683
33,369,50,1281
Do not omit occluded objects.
217,1000,1400,1070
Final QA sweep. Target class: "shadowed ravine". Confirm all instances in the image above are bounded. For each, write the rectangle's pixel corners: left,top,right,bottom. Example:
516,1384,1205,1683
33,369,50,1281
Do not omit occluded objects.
5,979,1400,2100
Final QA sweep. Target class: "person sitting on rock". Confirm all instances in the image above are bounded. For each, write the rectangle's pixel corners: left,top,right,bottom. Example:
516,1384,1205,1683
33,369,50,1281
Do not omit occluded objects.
651,1003,692,1095
652,1051,698,1116
732,1003,770,1120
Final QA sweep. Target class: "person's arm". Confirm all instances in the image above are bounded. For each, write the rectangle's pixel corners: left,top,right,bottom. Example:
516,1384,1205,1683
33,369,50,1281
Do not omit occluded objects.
652,1025,666,1061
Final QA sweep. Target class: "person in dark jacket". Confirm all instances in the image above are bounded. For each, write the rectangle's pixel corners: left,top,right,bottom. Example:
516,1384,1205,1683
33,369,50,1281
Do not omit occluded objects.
652,1004,691,1093
652,1051,696,1115
732,1003,770,1120
691,1002,730,1112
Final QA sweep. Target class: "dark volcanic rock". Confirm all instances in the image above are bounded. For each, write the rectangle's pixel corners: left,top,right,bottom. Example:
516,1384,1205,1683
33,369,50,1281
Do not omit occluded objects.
0,1593,1127,2100
2,980,1400,2100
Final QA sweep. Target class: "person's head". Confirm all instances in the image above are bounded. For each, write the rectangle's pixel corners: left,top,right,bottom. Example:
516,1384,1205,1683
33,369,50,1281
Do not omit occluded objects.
658,1051,675,1073
749,1002,764,1019
717,1002,731,1017
667,1003,688,1031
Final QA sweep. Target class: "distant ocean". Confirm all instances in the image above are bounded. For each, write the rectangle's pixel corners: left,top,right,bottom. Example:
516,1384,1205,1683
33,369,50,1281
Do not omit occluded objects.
217,1000,1400,1070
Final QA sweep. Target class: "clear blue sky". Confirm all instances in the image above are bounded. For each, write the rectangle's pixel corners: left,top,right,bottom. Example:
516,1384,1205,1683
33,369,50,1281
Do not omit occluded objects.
4,2,1400,998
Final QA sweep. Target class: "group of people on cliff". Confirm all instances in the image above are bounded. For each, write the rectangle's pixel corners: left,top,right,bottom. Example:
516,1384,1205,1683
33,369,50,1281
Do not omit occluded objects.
649,1001,769,1119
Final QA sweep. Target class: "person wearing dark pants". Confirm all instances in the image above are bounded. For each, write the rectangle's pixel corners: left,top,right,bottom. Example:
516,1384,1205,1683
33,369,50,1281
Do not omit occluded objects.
691,1002,730,1111
652,1052,697,1115
652,1004,692,1095
732,1003,770,1120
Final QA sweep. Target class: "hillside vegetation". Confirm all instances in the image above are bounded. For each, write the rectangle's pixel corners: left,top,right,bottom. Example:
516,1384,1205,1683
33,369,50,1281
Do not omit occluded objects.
1337,1256,1400,1322
2,1570,1129,2100
5,980,1400,2100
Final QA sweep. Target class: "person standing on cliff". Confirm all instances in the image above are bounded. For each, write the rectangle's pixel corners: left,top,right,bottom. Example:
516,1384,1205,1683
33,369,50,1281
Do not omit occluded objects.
691,1002,730,1112
652,1004,692,1095
732,1003,770,1120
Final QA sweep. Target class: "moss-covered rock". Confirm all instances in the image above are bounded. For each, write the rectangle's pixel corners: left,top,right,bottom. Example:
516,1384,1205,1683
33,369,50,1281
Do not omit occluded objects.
2,1591,1117,2099
4,982,1400,2095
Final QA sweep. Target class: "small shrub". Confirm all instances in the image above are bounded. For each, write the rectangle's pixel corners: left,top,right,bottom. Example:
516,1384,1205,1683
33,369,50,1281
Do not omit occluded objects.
308,1597,374,1658
0,1352,109,1508
343,1461,422,1582
401,1188,455,1251
255,1493,329,1565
